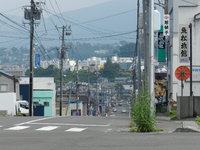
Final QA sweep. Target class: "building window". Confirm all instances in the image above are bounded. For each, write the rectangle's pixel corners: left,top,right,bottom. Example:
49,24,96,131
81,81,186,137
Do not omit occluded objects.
0,84,8,92
44,102,49,106
33,102,39,105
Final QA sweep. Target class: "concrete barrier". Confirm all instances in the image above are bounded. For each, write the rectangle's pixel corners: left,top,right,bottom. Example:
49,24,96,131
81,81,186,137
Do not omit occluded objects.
177,96,200,119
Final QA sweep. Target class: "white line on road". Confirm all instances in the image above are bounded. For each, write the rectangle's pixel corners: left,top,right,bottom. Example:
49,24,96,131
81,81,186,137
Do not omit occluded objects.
104,128,112,133
66,128,87,132
28,122,110,127
5,126,30,131
36,126,59,131
0,125,3,128
15,117,56,126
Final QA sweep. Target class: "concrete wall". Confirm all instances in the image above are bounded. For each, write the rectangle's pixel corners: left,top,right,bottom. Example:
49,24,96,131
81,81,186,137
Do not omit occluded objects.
0,93,16,116
177,96,200,119
194,96,200,116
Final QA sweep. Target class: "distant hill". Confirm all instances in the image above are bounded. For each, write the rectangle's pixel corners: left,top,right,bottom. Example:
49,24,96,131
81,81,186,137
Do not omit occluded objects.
0,0,137,60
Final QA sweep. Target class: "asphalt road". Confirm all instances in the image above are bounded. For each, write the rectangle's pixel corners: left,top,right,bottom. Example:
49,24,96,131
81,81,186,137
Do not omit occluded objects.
0,112,200,150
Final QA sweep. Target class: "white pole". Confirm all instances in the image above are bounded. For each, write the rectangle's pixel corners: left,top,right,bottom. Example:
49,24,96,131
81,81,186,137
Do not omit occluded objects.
150,0,155,110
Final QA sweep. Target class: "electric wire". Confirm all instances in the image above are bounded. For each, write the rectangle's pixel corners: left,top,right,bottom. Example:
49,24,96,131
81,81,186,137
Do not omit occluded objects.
81,9,136,24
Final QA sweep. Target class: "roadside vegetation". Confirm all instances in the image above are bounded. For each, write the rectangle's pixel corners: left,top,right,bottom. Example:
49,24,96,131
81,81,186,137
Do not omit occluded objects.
166,110,177,120
130,88,156,132
195,116,200,125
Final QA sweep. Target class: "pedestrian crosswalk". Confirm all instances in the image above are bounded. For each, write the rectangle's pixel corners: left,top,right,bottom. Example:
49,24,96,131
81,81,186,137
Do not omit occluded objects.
66,127,87,132
5,126,30,131
36,126,59,131
2,125,87,133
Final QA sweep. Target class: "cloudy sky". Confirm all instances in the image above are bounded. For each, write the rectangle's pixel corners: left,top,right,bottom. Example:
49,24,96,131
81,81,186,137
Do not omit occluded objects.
0,0,111,16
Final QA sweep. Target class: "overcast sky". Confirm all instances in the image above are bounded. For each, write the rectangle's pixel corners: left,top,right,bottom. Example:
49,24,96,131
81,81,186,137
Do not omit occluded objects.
0,0,111,16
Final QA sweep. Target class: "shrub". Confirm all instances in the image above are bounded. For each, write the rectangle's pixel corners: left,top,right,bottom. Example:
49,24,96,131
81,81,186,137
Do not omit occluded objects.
132,88,155,132
195,116,200,125
166,110,177,120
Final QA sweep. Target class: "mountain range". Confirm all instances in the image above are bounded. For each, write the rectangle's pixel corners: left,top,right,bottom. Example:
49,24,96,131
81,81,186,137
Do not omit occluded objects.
0,0,137,47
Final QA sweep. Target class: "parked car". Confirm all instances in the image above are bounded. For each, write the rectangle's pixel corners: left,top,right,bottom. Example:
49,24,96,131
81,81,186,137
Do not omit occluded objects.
121,109,127,113
113,108,117,112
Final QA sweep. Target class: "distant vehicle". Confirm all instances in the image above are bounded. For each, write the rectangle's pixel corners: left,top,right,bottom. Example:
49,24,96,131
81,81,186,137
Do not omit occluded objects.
121,109,127,113
113,108,117,112
0,94,29,116
16,100,29,116
118,103,122,106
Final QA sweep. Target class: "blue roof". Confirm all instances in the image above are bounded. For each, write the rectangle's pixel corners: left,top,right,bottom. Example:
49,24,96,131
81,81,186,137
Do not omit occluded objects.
0,70,14,77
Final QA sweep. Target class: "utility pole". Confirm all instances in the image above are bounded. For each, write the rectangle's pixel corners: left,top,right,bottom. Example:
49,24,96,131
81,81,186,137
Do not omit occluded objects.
87,67,90,116
29,0,34,117
59,25,71,116
59,26,65,116
143,0,155,109
24,0,42,116
149,0,155,109
75,60,79,116
136,0,141,95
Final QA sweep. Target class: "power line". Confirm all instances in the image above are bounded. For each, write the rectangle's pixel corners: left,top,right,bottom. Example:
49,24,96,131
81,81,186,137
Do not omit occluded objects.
48,0,64,25
0,6,22,14
0,13,29,32
181,0,199,6
38,30,136,41
81,9,136,24
0,18,28,34
0,35,27,39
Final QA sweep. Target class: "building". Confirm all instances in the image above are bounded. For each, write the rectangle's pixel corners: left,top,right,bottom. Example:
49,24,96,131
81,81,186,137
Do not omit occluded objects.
0,70,20,99
168,0,200,101
0,70,20,116
19,77,56,116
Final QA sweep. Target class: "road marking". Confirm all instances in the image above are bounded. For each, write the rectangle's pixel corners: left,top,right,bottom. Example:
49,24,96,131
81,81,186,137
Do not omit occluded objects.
66,128,87,132
104,128,112,133
5,126,30,131
0,125,3,128
16,117,56,126
36,126,59,131
28,122,110,127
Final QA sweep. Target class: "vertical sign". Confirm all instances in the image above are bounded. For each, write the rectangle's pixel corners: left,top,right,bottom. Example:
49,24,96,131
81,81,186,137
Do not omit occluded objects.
158,25,166,62
163,15,170,36
179,24,189,63
35,54,40,67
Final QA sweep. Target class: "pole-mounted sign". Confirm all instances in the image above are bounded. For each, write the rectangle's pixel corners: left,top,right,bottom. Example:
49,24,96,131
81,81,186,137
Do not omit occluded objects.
175,66,190,96
179,24,189,63
158,25,166,62
163,14,170,36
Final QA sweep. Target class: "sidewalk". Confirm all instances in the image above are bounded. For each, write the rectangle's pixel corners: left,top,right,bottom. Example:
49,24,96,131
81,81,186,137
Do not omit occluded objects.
156,114,200,133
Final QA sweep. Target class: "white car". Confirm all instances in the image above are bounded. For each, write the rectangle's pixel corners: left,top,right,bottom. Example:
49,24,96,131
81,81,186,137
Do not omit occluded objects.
113,108,117,112
121,109,127,113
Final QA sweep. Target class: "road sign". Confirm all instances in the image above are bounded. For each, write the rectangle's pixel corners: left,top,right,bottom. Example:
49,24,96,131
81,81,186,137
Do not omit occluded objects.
35,54,40,67
163,14,170,36
175,66,190,80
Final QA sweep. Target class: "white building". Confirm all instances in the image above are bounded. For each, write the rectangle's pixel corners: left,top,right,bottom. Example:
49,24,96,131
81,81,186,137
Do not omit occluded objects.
168,0,200,101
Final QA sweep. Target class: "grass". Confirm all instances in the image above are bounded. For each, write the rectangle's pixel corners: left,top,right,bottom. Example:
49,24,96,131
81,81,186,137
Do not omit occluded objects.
129,117,164,133
15,113,25,117
195,116,200,125
166,110,177,120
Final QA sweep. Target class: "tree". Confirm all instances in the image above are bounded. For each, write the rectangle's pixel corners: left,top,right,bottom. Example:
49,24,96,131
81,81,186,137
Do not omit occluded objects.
25,65,60,82
115,83,124,100
119,43,136,57
100,59,120,81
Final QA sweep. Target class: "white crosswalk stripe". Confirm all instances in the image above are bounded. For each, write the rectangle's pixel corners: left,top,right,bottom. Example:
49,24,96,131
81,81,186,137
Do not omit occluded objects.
36,126,59,131
3,126,89,132
5,126,30,131
65,128,87,132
